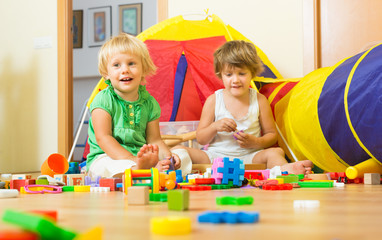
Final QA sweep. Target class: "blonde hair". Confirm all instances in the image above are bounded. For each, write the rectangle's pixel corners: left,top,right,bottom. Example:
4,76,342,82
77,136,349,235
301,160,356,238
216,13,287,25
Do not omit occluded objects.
214,40,264,79
98,33,156,79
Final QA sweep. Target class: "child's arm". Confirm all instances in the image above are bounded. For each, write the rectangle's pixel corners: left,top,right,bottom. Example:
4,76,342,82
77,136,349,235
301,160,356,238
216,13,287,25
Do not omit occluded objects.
235,93,278,150
92,108,137,160
196,94,237,145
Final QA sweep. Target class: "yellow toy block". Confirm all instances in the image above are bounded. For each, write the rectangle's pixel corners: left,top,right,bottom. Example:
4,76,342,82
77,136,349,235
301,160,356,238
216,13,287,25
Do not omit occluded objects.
74,226,103,240
74,186,91,192
151,216,191,235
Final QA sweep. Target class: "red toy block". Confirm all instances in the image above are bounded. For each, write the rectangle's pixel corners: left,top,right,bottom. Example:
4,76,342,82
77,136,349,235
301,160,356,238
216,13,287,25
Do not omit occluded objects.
10,179,36,191
254,179,279,187
262,184,293,190
29,210,57,222
99,178,122,191
195,178,215,185
0,230,39,240
181,185,212,191
244,172,264,180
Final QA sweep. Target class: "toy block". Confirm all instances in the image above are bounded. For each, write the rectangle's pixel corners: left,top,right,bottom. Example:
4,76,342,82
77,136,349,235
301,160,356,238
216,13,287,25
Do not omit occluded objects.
66,162,80,174
66,174,85,186
73,226,103,240
54,174,67,185
298,181,333,188
11,174,32,180
21,185,63,194
253,179,279,187
211,158,224,184
217,157,245,186
0,189,19,198
150,216,191,235
36,178,49,185
167,189,189,211
276,174,299,183
0,229,39,240
99,178,122,191
181,185,212,191
262,183,293,190
204,168,212,178
10,179,35,191
62,186,75,192
244,164,266,170
127,186,149,205
90,187,110,192
293,200,320,209
29,210,57,222
216,196,253,205
85,176,101,187
149,192,168,202
245,171,264,180
198,211,260,224
2,209,78,240
195,178,215,185
74,186,91,192
307,173,329,180
0,182,5,189
364,173,381,185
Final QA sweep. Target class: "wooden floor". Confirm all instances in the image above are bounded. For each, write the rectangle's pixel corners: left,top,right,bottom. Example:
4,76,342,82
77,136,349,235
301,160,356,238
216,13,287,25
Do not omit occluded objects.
1,184,382,239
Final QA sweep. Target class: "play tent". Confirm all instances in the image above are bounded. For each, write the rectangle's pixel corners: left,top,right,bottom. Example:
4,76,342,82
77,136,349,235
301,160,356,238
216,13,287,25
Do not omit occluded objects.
137,14,282,122
262,43,382,172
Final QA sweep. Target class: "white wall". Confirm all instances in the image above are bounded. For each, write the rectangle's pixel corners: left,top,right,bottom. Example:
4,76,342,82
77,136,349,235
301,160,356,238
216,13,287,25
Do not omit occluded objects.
0,0,58,172
168,0,305,78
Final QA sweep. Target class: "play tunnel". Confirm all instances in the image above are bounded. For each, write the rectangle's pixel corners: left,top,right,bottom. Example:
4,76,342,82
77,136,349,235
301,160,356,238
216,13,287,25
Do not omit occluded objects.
266,43,382,172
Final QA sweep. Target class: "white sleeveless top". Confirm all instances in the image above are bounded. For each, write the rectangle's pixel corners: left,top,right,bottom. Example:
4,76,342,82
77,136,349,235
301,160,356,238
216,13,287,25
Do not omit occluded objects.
207,88,261,157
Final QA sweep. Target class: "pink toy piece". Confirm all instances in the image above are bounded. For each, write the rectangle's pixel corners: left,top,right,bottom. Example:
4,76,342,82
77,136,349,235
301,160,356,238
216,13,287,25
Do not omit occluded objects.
212,158,224,184
24,185,63,194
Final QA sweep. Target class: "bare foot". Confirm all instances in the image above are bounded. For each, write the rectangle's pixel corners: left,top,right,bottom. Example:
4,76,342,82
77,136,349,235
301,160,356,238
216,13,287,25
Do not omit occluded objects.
281,160,313,175
136,144,160,169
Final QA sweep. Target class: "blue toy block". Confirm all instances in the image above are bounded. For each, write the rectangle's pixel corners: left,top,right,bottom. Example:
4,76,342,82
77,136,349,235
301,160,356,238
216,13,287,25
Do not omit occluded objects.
217,157,245,186
66,162,80,174
198,211,259,224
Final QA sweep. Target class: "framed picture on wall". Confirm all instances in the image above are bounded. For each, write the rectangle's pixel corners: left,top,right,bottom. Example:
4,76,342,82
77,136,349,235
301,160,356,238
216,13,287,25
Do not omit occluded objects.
119,4,142,36
73,10,83,48
88,6,111,47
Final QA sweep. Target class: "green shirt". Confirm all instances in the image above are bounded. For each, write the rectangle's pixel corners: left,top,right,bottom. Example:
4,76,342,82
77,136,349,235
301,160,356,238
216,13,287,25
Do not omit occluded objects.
86,83,161,170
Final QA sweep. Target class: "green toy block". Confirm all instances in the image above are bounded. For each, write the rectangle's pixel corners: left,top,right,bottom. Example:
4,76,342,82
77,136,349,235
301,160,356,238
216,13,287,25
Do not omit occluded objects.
276,174,299,183
62,186,75,192
167,189,189,211
298,181,333,188
2,209,77,240
150,192,168,202
216,196,254,205
36,178,49,185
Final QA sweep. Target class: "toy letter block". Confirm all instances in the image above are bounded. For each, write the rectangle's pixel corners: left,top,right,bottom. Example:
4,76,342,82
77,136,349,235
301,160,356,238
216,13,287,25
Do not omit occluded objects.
66,174,85,186
127,186,149,205
168,189,189,211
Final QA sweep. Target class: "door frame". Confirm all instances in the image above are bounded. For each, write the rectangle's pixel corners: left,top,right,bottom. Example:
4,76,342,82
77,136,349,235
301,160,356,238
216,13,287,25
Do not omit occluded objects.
57,0,73,157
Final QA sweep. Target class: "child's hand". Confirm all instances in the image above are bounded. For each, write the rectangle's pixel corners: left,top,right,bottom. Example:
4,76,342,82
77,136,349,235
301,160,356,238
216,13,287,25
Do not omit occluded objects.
214,118,237,132
172,154,181,170
234,131,255,149
156,158,171,172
